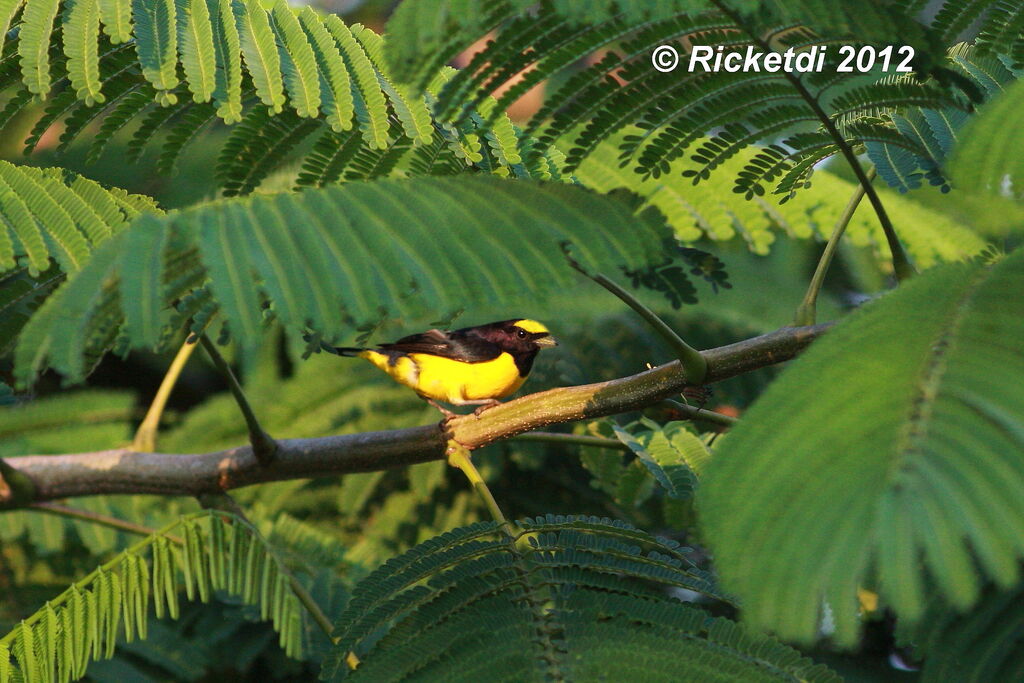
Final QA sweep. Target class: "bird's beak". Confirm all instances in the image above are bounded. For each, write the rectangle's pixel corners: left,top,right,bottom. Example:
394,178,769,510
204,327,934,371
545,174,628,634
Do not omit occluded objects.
535,335,558,348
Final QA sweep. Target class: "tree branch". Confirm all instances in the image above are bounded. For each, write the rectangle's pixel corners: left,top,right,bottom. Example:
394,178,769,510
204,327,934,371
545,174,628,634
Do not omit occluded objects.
1,324,830,507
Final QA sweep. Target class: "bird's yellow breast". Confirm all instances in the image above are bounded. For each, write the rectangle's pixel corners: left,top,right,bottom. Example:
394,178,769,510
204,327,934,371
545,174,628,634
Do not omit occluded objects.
359,350,527,403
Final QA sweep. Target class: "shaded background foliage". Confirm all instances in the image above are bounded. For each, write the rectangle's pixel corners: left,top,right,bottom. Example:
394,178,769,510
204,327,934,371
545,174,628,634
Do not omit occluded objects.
0,0,1022,680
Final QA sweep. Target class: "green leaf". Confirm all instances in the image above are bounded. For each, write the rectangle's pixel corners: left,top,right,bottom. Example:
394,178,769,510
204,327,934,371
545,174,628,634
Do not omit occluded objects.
97,0,131,42
120,212,167,349
297,6,353,133
613,458,653,509
132,0,179,102
63,0,105,105
1,0,26,48
17,177,673,383
949,77,1024,228
351,23,433,146
614,419,708,499
208,0,242,122
269,0,319,119
699,248,1024,646
575,131,987,266
176,0,217,103
17,0,61,94
322,14,388,149
904,584,1024,682
322,516,836,682
232,0,284,112
0,161,159,304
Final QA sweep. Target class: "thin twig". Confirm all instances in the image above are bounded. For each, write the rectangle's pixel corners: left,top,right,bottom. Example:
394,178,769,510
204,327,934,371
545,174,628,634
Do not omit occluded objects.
795,169,875,325
29,502,181,542
513,432,629,451
659,399,739,427
198,335,277,465
132,339,198,452
563,245,707,383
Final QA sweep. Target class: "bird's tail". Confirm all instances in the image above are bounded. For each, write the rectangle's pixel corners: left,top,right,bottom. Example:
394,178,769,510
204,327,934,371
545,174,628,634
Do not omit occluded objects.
302,333,366,357
322,344,365,357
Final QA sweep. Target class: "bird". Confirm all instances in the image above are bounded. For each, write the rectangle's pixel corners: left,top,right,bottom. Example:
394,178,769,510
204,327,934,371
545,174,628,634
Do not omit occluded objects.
321,319,558,417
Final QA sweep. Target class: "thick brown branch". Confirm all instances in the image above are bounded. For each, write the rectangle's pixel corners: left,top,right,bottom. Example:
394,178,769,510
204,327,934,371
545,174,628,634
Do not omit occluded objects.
2,324,830,506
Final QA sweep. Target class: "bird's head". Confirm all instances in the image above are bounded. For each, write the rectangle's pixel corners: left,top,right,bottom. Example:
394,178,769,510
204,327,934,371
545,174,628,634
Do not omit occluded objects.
485,319,558,353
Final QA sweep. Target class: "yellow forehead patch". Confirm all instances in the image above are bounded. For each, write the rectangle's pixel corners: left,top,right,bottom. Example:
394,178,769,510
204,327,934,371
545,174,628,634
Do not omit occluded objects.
514,319,550,334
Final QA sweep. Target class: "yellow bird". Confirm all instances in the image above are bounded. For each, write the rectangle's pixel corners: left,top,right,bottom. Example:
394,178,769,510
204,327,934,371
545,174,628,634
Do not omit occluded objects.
324,319,558,416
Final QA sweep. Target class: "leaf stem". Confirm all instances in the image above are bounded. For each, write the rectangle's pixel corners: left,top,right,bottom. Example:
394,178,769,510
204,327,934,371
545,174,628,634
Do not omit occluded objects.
659,399,739,427
198,335,277,465
132,339,198,452
28,502,180,541
446,441,511,534
563,246,707,383
795,168,875,326
513,432,629,451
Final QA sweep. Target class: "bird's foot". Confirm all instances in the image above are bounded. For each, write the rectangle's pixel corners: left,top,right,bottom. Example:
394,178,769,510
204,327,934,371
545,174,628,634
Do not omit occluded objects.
426,398,458,421
472,400,502,418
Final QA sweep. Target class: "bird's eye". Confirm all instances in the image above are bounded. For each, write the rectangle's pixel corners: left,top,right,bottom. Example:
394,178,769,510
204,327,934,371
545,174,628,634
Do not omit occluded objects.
517,329,527,339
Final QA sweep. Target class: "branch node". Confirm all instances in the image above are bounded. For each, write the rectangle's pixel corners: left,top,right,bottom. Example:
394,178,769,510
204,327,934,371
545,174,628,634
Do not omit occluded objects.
0,458,36,508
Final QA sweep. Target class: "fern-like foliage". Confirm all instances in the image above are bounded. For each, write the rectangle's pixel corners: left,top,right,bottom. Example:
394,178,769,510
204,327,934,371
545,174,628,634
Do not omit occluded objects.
931,0,1024,68
12,176,679,385
0,160,160,277
698,246,1024,646
0,388,134,459
0,510,312,682
0,264,62,356
320,515,840,682
950,75,1024,204
575,132,988,265
899,583,1024,682
867,45,1022,193
385,0,947,87
384,0,1021,199
0,162,160,354
613,418,710,500
0,6,564,196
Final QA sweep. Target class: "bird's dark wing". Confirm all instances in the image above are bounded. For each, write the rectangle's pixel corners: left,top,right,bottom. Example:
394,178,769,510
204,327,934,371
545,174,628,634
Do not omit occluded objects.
377,328,502,362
